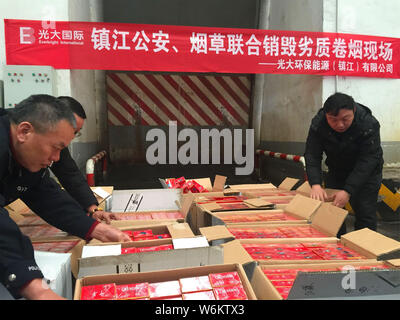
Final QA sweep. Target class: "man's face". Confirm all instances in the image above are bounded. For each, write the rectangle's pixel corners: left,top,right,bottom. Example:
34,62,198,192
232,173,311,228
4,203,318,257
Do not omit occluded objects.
325,108,355,133
16,120,75,172
74,113,85,136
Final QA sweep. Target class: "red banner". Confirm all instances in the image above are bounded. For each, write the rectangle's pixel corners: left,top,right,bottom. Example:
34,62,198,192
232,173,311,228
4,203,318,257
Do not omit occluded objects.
4,19,400,78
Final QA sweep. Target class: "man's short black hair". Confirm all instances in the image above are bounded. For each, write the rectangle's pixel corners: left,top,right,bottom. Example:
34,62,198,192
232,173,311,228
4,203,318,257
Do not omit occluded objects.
57,96,87,119
323,92,356,116
8,94,76,133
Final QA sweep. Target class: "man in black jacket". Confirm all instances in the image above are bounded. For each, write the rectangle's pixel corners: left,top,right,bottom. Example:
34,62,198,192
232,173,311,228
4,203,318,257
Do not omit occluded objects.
304,92,383,236
0,95,130,300
52,96,118,223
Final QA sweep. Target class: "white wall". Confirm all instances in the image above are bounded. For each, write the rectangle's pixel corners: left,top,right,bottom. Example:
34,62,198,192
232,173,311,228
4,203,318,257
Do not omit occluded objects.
322,0,400,143
260,0,324,143
0,0,71,95
0,0,105,169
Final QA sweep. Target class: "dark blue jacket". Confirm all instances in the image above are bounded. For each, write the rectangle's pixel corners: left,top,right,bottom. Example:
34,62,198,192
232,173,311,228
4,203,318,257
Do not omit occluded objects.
0,114,97,298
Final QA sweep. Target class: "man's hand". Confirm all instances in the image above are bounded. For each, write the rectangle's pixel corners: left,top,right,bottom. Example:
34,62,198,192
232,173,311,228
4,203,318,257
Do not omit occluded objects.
20,278,66,300
92,211,120,224
331,190,350,208
90,223,131,243
310,184,328,201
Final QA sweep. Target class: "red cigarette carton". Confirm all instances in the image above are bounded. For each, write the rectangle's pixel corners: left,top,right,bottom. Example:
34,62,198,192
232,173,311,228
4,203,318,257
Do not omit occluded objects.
209,271,242,288
149,280,182,299
183,290,215,300
121,247,138,254
81,283,116,300
115,282,149,300
179,276,213,293
213,285,248,300
132,229,153,239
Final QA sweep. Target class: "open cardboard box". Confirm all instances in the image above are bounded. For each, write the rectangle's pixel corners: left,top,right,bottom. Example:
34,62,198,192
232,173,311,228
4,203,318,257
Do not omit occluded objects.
89,222,195,245
251,260,399,300
111,192,195,229
239,228,400,265
196,194,324,231
77,235,224,278
7,186,114,224
74,263,258,300
30,239,86,279
222,200,348,240
159,175,227,193
295,181,340,200
227,177,299,194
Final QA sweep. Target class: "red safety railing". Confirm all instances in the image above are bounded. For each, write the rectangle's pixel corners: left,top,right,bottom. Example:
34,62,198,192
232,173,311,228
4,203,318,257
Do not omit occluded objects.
86,150,107,186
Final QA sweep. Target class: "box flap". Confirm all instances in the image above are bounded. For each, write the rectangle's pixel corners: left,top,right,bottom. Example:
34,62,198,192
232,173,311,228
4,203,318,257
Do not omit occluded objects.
244,198,274,208
199,202,223,212
91,186,113,204
221,239,253,264
341,228,400,259
285,194,322,220
212,175,227,192
193,178,213,191
227,183,276,190
199,225,235,242
295,181,311,195
167,223,195,239
387,259,400,268
177,192,195,216
278,177,299,191
311,203,348,237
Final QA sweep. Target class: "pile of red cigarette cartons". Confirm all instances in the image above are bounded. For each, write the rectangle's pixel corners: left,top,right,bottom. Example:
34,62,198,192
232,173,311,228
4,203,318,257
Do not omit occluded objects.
80,271,248,300
122,229,171,241
32,240,81,253
118,211,184,220
221,212,300,223
242,242,367,261
20,225,68,238
262,264,392,299
196,195,248,205
229,226,328,239
121,244,174,254
165,177,209,193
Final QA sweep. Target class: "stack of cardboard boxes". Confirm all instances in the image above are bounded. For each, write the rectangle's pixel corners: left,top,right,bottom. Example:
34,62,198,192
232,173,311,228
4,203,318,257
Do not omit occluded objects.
12,176,400,300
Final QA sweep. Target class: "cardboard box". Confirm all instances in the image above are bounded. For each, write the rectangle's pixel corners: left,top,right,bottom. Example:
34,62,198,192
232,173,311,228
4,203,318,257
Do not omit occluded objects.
89,222,195,245
222,200,348,240
74,263,257,300
227,177,299,193
196,194,323,230
31,239,86,279
295,181,340,200
77,236,224,278
251,260,398,300
91,186,114,210
239,228,400,265
112,192,195,228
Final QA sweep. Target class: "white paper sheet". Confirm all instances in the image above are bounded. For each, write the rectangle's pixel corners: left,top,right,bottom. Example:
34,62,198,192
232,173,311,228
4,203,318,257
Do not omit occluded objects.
81,244,122,258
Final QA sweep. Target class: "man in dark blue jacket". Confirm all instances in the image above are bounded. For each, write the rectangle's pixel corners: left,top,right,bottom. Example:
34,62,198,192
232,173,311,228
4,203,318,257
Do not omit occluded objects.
0,95,130,300
52,96,118,223
304,92,383,236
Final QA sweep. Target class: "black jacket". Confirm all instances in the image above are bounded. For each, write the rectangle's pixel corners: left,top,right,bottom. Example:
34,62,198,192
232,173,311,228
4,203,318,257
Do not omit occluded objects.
0,114,97,298
51,148,98,211
304,103,383,196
